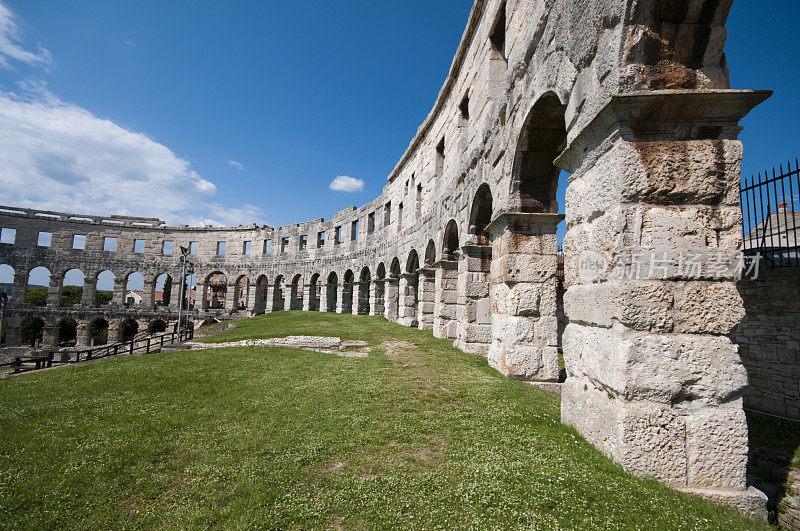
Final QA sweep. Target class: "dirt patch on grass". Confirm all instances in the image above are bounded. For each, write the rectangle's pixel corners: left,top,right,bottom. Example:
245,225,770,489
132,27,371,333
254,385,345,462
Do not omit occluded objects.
380,341,416,358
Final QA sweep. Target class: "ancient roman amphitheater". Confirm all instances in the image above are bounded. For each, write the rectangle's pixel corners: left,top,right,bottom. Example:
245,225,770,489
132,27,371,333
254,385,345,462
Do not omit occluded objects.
3,0,799,517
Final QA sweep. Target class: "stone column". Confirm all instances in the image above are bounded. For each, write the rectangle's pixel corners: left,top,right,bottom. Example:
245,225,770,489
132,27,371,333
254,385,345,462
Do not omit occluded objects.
302,283,312,311
246,283,258,315
383,278,399,322
46,276,62,308
264,284,275,313
113,278,126,306
201,281,210,310
42,321,58,348
139,278,154,309
81,276,97,306
223,283,236,312
168,280,181,312
557,91,770,510
369,279,385,316
455,244,492,355
416,268,435,330
397,273,418,327
5,313,22,347
11,272,27,303
318,283,328,313
107,321,120,344
433,260,458,339
335,283,347,314
76,321,90,347
351,282,361,315
487,213,562,382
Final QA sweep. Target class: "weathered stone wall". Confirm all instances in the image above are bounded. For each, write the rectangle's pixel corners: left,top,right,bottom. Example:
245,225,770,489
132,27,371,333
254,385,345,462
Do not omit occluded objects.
734,267,800,420
0,0,777,516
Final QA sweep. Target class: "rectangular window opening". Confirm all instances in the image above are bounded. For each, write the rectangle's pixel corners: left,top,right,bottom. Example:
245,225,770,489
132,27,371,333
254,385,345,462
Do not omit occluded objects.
190,241,199,255
103,237,117,252
73,234,86,250
351,220,358,241
162,240,174,255
0,228,15,245
133,239,144,253
317,231,325,248
398,203,404,231
459,93,470,121
37,231,52,248
217,241,226,256
281,237,289,253
368,212,375,234
490,2,507,63
264,240,272,254
334,226,342,245
299,234,307,251
243,241,252,255
384,202,391,227
416,184,423,217
436,137,445,176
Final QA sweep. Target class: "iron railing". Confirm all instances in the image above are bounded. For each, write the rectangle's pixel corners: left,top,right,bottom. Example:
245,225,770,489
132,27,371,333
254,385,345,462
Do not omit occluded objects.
740,158,800,269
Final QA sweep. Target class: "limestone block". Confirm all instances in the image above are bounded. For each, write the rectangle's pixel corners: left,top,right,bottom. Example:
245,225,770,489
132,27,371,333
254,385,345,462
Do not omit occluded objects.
679,487,767,522
493,282,541,317
685,404,747,489
490,342,558,382
535,316,559,347
617,402,688,486
564,282,673,332
492,314,535,345
491,253,556,284
493,231,559,257
674,282,744,335
563,323,747,405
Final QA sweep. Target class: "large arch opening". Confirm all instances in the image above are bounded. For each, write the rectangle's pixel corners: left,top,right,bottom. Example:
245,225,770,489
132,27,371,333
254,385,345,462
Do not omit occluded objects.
443,220,459,260
0,264,13,301
326,272,338,313
26,266,51,307
290,274,303,310
205,272,227,309
255,275,269,313
273,275,285,311
61,269,85,306
125,272,145,306
119,319,139,343
469,184,494,244
235,275,249,310
20,316,44,347
148,319,168,334
88,318,109,346
511,91,567,214
155,273,173,307
57,318,78,347
96,270,115,305
357,267,371,315
342,270,354,314
309,273,321,311
424,240,436,266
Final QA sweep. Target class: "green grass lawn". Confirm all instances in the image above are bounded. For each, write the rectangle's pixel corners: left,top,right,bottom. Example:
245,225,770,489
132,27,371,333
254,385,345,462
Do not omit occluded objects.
0,312,769,529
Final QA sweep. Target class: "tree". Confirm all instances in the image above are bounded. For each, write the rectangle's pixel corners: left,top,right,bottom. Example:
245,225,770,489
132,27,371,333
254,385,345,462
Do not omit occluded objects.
162,276,172,306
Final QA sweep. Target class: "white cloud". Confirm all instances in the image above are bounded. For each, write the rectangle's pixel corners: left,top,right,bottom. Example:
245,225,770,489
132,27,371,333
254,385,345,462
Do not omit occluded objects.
0,2,52,68
126,39,136,49
0,83,266,227
228,160,244,171
329,175,364,193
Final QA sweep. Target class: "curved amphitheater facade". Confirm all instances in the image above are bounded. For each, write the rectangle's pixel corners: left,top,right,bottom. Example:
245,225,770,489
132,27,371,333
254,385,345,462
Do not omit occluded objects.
0,0,774,514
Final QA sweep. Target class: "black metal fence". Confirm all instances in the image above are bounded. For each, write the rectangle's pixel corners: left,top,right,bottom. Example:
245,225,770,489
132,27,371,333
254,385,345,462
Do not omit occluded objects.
740,158,800,269
1,324,193,374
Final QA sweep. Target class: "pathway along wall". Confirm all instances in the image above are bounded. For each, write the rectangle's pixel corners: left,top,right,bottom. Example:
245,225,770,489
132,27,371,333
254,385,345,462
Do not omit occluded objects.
0,0,773,516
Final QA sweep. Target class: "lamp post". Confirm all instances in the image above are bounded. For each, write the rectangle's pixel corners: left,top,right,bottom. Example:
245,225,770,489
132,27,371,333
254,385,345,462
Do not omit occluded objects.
177,247,189,341
0,291,7,347
185,263,194,338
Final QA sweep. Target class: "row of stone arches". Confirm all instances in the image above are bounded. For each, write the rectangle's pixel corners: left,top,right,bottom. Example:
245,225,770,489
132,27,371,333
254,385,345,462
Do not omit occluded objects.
8,315,168,348
0,265,190,309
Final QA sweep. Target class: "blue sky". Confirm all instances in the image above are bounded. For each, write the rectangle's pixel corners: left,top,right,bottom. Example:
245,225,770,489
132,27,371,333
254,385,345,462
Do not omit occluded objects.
0,1,797,231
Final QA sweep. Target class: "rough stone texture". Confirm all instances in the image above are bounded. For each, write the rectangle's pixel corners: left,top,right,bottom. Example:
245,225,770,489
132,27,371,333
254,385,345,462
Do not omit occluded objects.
0,0,775,516
733,267,800,420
